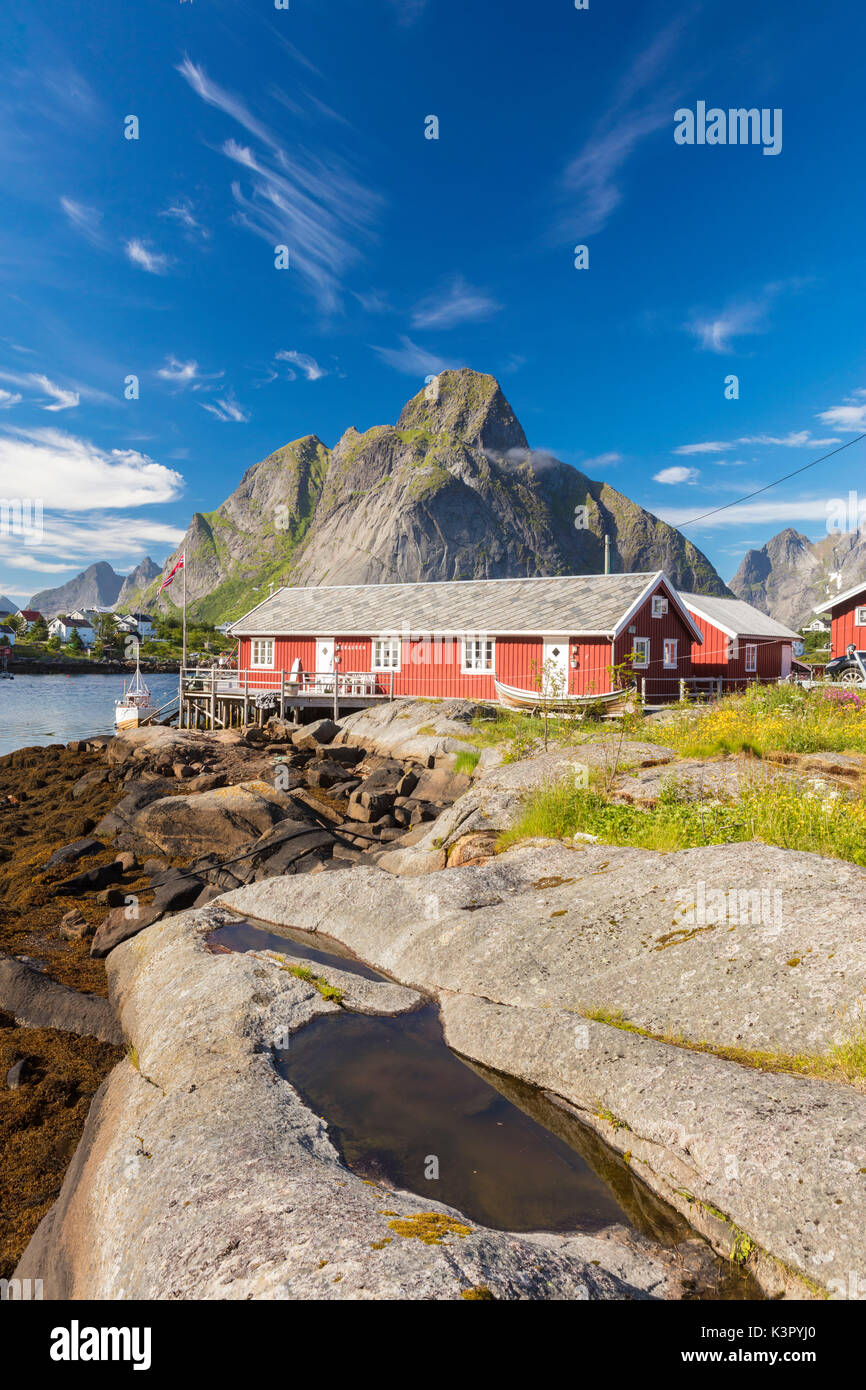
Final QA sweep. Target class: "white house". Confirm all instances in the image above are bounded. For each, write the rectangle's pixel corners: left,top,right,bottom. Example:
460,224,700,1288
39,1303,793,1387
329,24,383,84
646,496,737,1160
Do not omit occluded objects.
15,609,44,631
48,617,95,647
125,612,156,639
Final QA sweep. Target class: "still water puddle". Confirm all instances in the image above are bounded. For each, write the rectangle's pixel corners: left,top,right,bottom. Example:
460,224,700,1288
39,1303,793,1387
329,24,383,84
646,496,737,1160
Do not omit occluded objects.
209,914,760,1298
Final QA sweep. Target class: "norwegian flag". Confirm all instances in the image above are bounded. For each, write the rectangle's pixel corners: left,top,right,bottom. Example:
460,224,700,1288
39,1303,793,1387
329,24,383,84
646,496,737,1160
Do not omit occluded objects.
159,552,185,593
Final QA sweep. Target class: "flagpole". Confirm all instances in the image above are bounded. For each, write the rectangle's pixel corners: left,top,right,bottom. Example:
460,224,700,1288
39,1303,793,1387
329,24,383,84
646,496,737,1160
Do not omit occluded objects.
182,550,187,672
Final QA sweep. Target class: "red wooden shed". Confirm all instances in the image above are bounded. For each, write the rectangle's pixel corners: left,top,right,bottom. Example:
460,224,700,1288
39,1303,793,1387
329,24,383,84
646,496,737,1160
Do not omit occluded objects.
678,593,800,689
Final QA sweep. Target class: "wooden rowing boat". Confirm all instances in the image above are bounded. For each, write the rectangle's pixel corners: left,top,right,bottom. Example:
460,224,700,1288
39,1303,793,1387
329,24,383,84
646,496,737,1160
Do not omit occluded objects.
493,677,635,712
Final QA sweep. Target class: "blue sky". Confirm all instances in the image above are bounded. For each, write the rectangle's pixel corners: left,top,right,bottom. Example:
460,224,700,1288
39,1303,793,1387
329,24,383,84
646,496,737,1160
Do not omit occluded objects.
1,0,865,603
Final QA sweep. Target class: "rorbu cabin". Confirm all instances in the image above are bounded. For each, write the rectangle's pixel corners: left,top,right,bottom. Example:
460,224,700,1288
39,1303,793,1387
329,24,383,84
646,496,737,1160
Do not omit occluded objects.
678,592,800,690
194,572,705,726
813,581,866,659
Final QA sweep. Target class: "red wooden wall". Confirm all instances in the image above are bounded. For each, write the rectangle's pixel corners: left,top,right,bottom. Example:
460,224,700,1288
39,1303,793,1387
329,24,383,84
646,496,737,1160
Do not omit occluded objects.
688,613,790,681
829,591,866,656
611,583,697,701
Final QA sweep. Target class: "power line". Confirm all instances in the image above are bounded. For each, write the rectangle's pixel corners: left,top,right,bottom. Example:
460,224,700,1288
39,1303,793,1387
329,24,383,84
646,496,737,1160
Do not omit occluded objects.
676,432,866,529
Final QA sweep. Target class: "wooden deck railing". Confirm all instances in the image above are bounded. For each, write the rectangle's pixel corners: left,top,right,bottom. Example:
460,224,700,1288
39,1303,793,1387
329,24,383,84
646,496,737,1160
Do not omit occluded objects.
181,667,393,697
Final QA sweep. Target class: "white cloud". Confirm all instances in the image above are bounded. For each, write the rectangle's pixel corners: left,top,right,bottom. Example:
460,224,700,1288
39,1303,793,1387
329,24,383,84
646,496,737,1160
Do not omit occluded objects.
657,497,831,528
177,59,380,312
817,402,866,433
371,337,457,376
199,392,249,423
275,350,327,381
0,515,185,569
0,389,22,409
125,239,170,275
673,441,729,455
581,451,622,470
0,427,184,509
653,465,698,485
0,370,80,411
156,356,223,390
411,277,501,330
60,196,104,246
674,431,840,455
31,374,79,411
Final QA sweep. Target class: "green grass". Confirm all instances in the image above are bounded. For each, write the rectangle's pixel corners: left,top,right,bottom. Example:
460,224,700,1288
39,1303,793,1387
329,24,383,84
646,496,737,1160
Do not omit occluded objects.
583,1006,866,1089
453,749,481,775
498,774,866,867
643,683,866,759
284,962,344,1004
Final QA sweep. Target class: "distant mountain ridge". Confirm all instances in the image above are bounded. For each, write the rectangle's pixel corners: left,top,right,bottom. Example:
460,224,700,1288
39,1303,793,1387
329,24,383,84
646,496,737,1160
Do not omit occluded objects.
730,527,866,628
120,369,728,625
29,558,160,619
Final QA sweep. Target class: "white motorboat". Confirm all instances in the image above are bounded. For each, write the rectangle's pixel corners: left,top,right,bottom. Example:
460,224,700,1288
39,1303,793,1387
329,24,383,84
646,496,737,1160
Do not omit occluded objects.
115,657,157,731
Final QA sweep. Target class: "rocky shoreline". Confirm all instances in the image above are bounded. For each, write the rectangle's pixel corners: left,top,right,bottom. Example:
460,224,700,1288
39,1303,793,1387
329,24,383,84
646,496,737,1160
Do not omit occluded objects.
4,698,866,1297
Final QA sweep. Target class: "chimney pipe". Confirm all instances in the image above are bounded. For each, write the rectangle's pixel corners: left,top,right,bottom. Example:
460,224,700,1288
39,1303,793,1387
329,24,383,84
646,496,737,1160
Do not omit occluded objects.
603,534,610,574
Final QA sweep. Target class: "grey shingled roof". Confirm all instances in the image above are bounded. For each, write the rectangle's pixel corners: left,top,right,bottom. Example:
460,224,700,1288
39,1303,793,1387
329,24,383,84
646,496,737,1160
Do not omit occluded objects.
231,571,686,638
679,592,800,640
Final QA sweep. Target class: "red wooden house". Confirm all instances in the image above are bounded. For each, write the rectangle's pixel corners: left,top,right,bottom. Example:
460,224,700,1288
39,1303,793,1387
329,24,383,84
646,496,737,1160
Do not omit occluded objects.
813,580,866,657
678,593,800,688
229,571,705,704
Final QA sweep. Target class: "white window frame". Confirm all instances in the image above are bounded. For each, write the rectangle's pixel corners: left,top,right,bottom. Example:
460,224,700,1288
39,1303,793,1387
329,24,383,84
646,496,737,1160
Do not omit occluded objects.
250,638,274,669
726,636,739,662
663,638,678,669
632,637,650,668
651,595,669,618
372,637,401,672
461,637,495,674
744,643,758,673
855,607,866,626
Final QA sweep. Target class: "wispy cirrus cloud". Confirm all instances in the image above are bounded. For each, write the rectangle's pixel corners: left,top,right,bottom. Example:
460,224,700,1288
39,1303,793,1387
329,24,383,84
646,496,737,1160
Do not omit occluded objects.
411,276,501,330
199,391,249,423
160,199,211,240
0,369,79,411
157,356,224,390
582,451,622,470
387,0,428,25
558,17,689,238
371,337,458,377
275,350,327,381
685,279,811,353
177,57,381,312
674,430,839,455
60,196,105,246
656,497,833,528
125,239,170,275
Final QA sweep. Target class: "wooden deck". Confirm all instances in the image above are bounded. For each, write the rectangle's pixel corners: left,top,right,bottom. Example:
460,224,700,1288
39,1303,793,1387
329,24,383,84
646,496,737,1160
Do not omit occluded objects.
179,667,393,730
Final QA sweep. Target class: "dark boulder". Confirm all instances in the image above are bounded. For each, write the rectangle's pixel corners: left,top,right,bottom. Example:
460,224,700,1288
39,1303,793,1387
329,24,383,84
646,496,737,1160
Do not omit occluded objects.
0,954,122,1043
43,837,105,872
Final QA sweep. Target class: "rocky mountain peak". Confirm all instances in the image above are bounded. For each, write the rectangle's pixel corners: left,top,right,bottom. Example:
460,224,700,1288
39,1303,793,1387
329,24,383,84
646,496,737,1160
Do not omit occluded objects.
397,368,529,456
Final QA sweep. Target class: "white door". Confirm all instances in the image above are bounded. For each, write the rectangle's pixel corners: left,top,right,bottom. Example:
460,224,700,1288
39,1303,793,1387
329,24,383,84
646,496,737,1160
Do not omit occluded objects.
781,644,792,677
315,637,334,676
542,636,570,693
